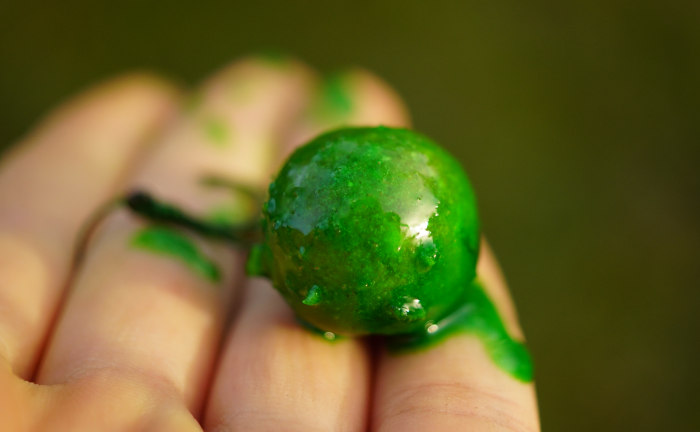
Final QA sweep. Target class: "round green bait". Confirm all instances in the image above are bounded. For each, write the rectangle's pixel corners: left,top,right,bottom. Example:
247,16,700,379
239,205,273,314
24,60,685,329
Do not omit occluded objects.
248,126,480,336
112,125,531,380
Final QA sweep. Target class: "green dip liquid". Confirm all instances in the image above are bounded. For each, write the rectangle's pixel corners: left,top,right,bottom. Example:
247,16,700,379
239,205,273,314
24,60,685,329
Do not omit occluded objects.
387,280,533,382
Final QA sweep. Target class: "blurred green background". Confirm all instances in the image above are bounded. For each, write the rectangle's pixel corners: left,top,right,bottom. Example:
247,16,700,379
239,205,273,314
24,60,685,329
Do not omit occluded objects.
1,1,698,429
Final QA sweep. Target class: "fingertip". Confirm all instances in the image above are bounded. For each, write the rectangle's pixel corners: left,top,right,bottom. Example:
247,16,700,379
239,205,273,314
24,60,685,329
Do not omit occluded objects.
97,71,182,99
62,72,181,120
201,54,317,105
284,67,411,154
339,67,411,128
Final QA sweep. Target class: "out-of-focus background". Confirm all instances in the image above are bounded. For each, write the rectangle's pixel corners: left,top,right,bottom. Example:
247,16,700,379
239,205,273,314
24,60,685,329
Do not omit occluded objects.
1,1,698,429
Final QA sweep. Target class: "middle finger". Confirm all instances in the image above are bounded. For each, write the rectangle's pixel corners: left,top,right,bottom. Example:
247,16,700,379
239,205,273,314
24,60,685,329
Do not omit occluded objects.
204,69,410,432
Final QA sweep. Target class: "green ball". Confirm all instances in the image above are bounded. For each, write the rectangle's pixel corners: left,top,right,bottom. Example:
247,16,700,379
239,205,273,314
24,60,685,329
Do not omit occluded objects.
249,126,480,335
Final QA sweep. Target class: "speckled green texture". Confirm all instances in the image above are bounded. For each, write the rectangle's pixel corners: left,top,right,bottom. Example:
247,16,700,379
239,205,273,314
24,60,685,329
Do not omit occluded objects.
131,225,221,282
388,280,533,382
249,127,480,335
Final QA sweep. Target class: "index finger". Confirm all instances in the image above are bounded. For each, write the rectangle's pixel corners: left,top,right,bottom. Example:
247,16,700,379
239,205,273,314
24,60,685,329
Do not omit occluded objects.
0,75,178,378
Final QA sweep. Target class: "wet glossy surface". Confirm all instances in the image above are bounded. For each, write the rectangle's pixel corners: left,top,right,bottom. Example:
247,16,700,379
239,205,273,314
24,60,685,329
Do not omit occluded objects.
249,127,480,335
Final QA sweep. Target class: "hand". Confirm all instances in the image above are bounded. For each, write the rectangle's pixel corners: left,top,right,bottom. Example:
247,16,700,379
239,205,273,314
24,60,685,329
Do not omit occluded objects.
0,56,540,431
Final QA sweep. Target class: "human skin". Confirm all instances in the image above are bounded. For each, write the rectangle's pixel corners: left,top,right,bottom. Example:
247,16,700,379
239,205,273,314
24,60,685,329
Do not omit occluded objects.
0,56,540,431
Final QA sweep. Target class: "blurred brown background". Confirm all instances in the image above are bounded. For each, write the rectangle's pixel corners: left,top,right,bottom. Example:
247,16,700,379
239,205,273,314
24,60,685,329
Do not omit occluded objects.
1,1,698,429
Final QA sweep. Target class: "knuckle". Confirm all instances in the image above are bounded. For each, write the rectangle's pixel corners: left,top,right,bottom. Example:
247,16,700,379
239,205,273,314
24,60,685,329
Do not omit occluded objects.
207,410,331,432
377,381,534,432
63,361,181,403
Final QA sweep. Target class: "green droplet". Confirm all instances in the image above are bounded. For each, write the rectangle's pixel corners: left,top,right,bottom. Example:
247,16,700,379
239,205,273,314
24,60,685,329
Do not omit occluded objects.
392,297,427,322
131,225,221,283
302,285,322,306
295,317,343,343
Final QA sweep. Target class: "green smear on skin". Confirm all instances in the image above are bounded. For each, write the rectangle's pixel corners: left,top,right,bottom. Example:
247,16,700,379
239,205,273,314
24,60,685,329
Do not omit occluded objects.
203,117,230,146
310,73,354,121
207,200,253,226
131,226,221,283
387,280,534,382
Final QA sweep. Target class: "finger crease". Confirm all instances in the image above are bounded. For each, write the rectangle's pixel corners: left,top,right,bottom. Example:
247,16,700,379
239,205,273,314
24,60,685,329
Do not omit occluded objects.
377,382,532,432
56,360,183,403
